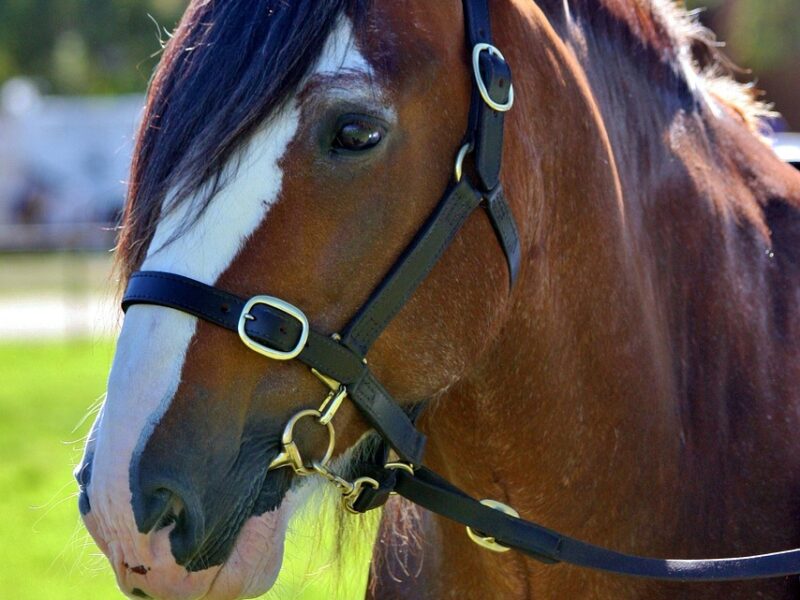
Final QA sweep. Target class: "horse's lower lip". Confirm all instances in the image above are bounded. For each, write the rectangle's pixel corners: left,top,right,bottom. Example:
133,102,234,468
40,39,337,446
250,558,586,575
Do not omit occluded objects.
250,462,293,517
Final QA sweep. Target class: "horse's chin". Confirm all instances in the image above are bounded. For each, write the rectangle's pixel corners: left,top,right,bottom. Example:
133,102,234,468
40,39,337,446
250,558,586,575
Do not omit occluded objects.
199,507,294,600
83,489,303,600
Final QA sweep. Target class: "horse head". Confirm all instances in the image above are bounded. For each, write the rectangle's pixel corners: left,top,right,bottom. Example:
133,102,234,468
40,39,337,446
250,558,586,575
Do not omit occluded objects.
75,1,520,598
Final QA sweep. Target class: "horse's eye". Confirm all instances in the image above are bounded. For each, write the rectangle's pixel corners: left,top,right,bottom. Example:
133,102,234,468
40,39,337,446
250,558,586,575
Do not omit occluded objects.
333,121,383,152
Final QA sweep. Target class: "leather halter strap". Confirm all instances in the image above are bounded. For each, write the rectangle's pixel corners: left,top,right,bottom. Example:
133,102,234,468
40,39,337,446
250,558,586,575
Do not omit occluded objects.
121,0,800,583
390,467,800,581
123,270,427,464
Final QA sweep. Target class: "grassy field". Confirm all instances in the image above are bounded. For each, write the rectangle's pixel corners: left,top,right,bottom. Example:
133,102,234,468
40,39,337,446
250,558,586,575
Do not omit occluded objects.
0,339,376,599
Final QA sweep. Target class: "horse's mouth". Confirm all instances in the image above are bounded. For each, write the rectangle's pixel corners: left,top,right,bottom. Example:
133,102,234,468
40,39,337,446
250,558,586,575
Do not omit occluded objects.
180,459,293,573
81,460,302,600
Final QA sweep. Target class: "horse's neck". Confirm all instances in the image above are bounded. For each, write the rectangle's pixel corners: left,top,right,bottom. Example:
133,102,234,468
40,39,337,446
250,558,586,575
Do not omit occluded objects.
531,0,800,479
375,5,800,599
572,2,800,462
420,1,800,587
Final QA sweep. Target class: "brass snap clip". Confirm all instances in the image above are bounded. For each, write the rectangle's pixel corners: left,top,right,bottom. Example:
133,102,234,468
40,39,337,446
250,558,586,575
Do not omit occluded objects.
268,409,335,476
312,461,380,515
269,361,379,513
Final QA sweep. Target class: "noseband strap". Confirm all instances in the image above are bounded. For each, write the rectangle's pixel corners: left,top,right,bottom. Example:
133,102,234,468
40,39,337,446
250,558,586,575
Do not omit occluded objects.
121,0,800,584
123,270,426,464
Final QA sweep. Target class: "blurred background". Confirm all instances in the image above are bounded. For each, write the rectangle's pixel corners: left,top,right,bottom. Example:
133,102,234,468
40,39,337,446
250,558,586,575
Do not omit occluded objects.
0,1,797,599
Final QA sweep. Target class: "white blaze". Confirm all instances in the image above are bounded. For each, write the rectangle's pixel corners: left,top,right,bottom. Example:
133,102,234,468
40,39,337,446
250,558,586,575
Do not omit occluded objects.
83,16,378,600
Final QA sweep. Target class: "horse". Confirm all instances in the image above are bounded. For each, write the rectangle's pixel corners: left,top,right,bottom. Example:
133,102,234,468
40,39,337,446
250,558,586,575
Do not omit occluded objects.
74,0,800,598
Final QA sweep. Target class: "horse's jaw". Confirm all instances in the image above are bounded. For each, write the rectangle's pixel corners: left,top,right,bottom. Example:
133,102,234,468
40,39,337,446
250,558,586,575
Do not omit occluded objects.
81,487,307,600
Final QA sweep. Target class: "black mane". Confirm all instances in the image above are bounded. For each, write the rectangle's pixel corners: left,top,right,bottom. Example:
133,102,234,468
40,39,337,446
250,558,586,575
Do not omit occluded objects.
119,0,370,276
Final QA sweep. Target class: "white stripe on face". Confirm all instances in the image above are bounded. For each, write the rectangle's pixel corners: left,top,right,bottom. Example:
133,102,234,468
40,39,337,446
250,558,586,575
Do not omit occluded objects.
91,101,301,509
83,16,378,600
314,17,371,76
83,103,302,595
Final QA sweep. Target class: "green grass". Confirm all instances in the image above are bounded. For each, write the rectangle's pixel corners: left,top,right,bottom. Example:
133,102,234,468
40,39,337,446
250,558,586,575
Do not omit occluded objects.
0,340,118,599
0,339,376,599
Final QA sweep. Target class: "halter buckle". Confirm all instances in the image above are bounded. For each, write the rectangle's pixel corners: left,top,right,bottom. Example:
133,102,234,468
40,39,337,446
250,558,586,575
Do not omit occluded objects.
472,43,514,112
238,295,309,360
466,499,519,553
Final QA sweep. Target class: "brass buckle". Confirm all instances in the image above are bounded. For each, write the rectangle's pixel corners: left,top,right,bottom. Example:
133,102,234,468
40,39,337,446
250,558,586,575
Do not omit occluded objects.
466,499,520,553
472,43,514,112
237,295,309,361
385,461,415,497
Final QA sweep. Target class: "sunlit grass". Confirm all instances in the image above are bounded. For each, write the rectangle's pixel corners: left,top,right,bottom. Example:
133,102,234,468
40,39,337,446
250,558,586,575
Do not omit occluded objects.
0,339,377,599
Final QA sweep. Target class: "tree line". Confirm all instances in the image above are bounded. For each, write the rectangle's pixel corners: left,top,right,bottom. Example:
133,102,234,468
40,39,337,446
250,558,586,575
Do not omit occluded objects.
0,0,185,94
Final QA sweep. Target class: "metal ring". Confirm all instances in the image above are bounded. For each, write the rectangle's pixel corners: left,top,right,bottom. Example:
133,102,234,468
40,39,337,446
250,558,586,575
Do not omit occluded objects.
454,143,473,183
267,409,335,475
465,499,520,553
238,295,309,361
385,462,415,475
343,477,380,514
472,43,514,112
385,462,415,496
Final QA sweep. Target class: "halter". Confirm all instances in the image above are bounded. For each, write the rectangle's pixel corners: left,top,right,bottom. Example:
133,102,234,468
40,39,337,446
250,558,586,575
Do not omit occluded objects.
123,0,800,582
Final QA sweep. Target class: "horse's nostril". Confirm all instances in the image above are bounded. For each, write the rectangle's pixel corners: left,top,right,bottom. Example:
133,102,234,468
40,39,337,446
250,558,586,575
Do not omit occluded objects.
74,459,93,515
136,488,185,534
132,482,206,566
74,461,91,487
155,495,184,532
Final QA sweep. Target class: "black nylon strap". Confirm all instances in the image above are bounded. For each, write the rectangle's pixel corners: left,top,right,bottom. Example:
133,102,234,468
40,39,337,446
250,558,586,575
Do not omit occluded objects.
348,370,427,464
464,0,511,192
461,0,520,285
122,272,425,464
470,54,511,191
484,185,521,283
123,272,363,383
342,180,483,356
393,467,800,581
